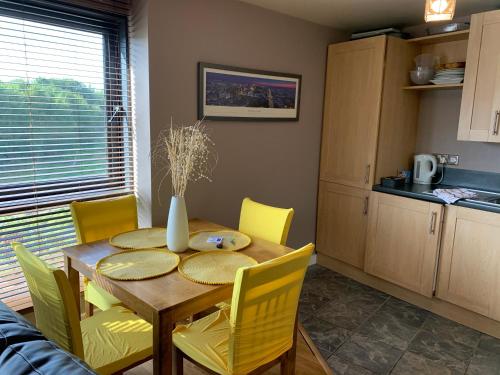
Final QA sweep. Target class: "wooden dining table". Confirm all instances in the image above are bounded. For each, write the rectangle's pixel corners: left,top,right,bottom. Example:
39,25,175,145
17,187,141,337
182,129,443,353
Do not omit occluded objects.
62,218,295,375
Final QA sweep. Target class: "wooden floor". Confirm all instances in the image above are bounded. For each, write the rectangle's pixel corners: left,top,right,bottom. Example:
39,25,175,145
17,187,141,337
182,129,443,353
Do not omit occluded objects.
124,326,330,375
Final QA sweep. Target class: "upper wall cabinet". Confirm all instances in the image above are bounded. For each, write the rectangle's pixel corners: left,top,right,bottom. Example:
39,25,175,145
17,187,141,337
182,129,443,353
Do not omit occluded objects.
459,10,500,142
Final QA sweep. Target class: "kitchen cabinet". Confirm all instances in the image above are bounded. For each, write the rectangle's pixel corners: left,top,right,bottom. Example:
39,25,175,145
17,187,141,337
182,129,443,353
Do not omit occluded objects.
364,192,444,297
316,181,369,269
317,35,419,266
437,206,500,320
320,36,385,189
459,10,500,142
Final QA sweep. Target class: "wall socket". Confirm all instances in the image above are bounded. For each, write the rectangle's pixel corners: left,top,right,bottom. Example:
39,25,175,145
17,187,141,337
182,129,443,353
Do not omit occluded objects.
435,153,460,165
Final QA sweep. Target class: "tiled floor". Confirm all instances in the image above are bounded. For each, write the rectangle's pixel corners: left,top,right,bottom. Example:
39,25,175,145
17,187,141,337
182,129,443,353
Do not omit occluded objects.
300,265,500,375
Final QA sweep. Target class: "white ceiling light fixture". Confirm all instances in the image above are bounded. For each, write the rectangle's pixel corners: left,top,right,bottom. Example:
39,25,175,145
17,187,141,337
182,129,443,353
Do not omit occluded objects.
425,0,457,22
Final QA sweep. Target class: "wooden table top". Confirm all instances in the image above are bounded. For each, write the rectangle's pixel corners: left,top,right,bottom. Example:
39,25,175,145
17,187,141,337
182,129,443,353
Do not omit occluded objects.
62,219,292,318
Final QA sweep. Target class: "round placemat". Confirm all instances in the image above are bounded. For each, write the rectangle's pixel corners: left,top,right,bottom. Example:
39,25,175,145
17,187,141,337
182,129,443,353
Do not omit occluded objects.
96,249,179,281
189,230,251,252
178,251,257,285
109,227,166,249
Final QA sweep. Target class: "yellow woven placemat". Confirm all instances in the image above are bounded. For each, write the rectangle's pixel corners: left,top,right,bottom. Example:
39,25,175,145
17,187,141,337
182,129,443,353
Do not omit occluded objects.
109,227,166,249
178,251,257,285
96,249,180,281
189,230,251,252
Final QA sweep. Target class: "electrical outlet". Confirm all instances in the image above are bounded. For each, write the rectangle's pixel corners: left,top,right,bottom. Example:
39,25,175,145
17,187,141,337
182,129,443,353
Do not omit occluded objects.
434,153,460,166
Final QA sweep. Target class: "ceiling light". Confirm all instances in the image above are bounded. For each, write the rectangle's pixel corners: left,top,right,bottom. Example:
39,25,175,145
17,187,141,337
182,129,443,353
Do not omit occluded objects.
425,0,456,22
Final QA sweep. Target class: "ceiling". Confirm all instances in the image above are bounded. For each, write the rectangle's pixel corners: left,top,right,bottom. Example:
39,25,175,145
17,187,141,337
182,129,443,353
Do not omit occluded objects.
238,0,500,31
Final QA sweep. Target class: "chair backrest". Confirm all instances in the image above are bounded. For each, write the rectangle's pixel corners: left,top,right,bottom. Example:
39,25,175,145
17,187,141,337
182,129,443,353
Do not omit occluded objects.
12,243,84,359
71,194,138,244
238,197,294,245
228,243,314,374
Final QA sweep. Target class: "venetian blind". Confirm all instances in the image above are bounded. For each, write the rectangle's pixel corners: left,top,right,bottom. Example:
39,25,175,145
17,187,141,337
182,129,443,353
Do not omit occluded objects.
0,0,133,310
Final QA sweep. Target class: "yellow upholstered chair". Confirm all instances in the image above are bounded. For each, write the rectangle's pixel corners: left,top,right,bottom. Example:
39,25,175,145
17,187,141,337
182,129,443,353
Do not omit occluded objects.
70,195,138,315
173,243,314,375
13,243,152,375
238,197,294,246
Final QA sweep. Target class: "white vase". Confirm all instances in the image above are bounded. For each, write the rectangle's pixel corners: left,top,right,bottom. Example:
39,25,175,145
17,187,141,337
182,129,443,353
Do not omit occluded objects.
166,196,189,253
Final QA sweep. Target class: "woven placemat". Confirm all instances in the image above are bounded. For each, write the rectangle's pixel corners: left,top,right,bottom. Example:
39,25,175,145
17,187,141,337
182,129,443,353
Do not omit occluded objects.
109,227,166,249
178,251,257,285
96,249,179,281
189,230,251,252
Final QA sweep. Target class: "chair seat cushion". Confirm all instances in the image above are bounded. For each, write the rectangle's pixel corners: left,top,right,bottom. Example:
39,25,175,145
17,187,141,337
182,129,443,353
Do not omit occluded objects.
173,310,230,374
85,281,122,311
81,306,152,374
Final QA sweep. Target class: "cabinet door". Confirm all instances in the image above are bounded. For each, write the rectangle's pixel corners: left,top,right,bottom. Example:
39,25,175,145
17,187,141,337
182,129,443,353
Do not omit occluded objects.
364,192,443,297
320,36,386,189
437,206,500,320
459,11,500,142
316,181,369,269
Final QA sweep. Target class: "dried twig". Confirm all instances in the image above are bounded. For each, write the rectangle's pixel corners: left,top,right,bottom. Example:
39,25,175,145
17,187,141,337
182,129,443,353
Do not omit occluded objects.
153,119,216,198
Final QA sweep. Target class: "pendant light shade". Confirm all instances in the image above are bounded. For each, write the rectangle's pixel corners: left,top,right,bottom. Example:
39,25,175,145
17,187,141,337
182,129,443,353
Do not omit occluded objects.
425,0,456,22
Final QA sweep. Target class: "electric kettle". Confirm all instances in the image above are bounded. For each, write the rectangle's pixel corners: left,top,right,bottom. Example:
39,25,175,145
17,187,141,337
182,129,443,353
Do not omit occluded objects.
413,154,437,185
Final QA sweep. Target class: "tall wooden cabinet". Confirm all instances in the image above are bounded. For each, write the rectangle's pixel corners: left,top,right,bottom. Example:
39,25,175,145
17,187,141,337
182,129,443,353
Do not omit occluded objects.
459,10,500,142
317,36,419,268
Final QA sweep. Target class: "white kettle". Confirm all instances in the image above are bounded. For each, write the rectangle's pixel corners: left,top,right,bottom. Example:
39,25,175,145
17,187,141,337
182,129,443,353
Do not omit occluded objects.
413,154,437,185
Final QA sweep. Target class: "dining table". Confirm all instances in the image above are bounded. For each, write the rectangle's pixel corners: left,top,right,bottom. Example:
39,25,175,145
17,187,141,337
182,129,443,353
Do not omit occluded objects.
62,218,296,375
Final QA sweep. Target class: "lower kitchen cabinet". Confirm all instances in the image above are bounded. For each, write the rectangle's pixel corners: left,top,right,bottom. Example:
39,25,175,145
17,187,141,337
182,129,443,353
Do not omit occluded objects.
316,181,369,269
364,192,444,297
437,206,500,320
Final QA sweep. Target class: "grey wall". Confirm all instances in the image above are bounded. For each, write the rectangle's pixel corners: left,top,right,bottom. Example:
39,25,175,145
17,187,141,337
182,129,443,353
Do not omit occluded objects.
416,90,500,173
140,0,347,247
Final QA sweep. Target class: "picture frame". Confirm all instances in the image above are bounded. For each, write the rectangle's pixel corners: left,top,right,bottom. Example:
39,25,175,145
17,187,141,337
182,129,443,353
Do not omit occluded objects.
198,62,301,121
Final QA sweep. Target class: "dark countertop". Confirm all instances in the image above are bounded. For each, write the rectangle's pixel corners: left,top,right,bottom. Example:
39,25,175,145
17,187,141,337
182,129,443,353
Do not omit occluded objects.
373,183,500,214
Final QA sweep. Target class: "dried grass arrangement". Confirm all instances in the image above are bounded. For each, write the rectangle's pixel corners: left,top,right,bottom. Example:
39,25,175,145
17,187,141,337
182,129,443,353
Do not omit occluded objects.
153,119,216,198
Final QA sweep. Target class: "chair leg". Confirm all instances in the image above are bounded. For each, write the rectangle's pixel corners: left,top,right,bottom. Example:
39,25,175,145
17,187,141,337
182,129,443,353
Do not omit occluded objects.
84,301,94,318
280,350,294,375
175,347,184,375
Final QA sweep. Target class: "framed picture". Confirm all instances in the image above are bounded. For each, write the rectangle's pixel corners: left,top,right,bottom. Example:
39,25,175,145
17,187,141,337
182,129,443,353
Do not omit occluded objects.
198,62,301,121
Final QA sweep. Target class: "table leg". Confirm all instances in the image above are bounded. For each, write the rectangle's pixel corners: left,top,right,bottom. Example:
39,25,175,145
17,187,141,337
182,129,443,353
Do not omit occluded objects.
153,311,175,375
64,255,81,319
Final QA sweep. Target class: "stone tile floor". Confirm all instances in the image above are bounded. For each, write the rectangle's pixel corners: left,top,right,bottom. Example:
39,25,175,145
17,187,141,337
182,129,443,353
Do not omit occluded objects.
300,265,500,375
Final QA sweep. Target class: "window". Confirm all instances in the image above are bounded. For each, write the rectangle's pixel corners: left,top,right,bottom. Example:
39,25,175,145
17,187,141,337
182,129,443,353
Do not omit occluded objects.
0,0,133,310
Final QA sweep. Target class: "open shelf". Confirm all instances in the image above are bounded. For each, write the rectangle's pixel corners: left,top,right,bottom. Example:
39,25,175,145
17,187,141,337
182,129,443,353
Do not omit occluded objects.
403,83,464,90
407,30,469,45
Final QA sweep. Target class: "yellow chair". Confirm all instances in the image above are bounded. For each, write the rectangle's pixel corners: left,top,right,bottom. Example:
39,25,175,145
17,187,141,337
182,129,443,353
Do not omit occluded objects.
173,243,314,375
70,195,138,315
213,198,295,312
238,197,294,246
13,243,152,375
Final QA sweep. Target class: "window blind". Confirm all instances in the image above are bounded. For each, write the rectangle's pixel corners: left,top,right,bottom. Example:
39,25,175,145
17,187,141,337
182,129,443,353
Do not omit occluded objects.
0,0,133,311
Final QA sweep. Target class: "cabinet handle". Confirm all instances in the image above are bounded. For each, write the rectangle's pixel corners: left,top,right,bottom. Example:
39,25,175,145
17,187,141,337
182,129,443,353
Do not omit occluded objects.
429,212,437,234
494,110,500,136
364,164,371,184
363,197,369,216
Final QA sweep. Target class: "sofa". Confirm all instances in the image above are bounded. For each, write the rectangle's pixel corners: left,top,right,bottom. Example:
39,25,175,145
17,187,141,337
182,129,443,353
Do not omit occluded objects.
0,300,96,374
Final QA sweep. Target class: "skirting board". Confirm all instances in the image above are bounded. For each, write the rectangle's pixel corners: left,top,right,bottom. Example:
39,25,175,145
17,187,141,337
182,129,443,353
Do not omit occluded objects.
317,253,500,339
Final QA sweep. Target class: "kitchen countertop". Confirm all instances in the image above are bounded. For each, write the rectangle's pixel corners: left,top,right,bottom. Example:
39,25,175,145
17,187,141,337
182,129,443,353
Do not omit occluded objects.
373,183,500,214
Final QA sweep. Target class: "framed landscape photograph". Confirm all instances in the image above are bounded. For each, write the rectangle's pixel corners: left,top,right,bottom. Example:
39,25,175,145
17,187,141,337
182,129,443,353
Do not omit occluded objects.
198,62,301,121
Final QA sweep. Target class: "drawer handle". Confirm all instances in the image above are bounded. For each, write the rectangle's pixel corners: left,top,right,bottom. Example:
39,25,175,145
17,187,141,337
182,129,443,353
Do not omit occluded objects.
363,197,369,216
364,164,371,184
429,212,437,234
494,110,500,136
